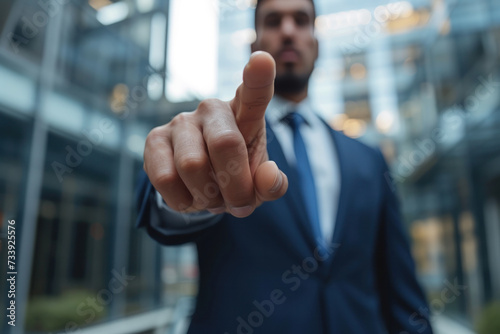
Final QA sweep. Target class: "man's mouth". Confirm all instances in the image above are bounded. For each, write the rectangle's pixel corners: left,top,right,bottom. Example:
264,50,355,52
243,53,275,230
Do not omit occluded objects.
278,49,300,63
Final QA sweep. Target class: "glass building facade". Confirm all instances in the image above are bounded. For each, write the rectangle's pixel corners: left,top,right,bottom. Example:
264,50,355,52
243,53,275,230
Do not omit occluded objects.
0,0,499,333
0,0,199,333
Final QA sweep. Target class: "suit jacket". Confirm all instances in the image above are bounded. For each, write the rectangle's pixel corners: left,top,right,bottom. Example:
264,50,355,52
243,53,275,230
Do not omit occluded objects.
136,122,433,334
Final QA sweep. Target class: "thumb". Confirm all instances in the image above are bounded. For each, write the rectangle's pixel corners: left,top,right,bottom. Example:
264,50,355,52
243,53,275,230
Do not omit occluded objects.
231,51,275,144
254,161,288,202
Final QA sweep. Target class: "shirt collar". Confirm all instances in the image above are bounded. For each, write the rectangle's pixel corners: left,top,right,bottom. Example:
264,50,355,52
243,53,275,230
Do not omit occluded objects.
266,95,315,127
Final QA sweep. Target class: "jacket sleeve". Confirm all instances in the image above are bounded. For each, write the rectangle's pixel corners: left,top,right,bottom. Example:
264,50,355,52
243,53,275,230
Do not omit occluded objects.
375,151,434,334
135,170,223,245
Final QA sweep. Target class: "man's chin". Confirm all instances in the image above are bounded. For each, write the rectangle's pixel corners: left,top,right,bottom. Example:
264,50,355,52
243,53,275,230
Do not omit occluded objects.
277,62,299,72
274,72,311,95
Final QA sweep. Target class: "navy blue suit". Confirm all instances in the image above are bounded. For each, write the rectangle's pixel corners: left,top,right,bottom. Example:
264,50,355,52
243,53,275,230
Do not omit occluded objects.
136,122,433,334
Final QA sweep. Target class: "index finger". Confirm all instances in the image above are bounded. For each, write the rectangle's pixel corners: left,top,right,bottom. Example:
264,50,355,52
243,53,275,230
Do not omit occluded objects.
231,51,275,142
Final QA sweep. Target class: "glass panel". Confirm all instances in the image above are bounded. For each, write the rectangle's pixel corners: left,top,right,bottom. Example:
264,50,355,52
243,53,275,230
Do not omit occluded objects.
0,113,31,330
24,132,119,332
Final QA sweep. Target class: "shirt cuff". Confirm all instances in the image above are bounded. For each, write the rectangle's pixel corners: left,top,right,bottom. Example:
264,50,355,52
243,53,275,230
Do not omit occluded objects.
151,191,223,234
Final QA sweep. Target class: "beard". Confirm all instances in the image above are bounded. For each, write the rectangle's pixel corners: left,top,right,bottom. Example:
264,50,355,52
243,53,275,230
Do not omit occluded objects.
274,67,312,96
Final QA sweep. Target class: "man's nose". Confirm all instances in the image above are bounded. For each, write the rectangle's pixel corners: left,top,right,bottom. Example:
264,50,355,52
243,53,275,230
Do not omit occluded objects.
280,16,297,38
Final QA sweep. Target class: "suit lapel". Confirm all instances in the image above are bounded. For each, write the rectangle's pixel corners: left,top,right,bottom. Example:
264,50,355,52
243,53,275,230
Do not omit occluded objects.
323,126,356,267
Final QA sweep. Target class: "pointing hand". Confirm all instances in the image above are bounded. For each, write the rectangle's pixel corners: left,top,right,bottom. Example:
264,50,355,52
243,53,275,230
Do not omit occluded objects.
143,51,288,218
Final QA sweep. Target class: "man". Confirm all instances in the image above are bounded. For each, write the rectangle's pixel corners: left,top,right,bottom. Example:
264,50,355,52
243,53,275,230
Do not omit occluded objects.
137,0,434,333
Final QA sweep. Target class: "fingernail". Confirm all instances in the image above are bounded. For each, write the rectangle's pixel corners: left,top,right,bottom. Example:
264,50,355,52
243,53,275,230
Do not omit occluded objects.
269,168,283,193
207,206,225,215
230,205,253,218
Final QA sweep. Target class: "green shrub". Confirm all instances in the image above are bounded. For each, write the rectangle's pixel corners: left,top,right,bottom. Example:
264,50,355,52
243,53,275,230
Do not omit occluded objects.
476,302,500,334
26,290,106,332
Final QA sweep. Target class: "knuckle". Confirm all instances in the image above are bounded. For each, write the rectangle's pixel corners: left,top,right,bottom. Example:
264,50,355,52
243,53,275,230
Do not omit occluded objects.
147,126,164,142
177,154,209,173
208,130,245,153
197,99,224,115
146,126,168,149
170,111,191,126
152,171,178,188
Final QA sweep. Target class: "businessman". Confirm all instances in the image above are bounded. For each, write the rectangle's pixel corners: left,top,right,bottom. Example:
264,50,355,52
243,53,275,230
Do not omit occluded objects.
137,0,434,333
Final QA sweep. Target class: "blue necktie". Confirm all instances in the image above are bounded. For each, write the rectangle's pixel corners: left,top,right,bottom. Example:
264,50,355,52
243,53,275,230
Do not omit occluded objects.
284,112,322,242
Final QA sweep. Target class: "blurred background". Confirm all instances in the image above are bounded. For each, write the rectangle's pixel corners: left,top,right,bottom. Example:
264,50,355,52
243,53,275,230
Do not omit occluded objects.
0,0,499,333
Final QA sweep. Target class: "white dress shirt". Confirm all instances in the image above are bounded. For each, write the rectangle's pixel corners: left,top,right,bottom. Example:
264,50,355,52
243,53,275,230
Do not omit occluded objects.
155,96,341,242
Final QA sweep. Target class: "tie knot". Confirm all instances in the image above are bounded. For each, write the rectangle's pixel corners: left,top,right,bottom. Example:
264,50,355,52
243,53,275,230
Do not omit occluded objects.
283,112,306,131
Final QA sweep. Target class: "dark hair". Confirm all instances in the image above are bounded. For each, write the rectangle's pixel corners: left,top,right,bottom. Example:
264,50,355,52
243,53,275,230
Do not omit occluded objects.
254,0,316,28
